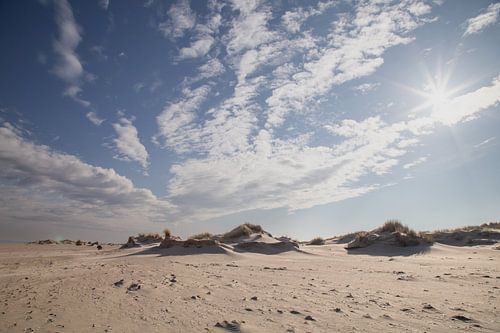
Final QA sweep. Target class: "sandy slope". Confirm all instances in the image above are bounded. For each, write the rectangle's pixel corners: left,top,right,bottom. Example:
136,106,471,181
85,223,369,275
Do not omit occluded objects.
0,242,498,333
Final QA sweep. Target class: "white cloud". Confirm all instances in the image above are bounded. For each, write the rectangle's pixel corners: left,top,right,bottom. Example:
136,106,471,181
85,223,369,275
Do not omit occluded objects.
112,118,150,170
176,4,222,60
225,1,277,55
281,1,335,33
431,75,500,126
179,36,215,59
197,58,225,80
265,0,431,128
474,136,496,148
161,73,500,223
158,0,196,38
149,1,500,225
403,156,428,169
51,0,90,107
463,3,500,36
86,111,105,126
156,84,212,153
0,123,170,231
353,82,380,94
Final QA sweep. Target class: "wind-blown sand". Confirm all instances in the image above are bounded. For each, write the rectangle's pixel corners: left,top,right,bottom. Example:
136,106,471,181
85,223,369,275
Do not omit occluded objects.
1,237,498,333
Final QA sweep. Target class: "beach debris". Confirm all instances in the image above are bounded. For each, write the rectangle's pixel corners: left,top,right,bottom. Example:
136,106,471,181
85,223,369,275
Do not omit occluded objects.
113,279,124,287
215,320,241,331
451,315,474,322
127,283,141,291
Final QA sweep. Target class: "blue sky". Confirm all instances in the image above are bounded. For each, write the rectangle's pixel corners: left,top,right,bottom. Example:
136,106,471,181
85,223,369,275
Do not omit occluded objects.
1,0,499,242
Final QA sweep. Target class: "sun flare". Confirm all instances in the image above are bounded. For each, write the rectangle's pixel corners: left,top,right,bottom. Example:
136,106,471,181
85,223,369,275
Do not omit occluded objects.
427,87,451,111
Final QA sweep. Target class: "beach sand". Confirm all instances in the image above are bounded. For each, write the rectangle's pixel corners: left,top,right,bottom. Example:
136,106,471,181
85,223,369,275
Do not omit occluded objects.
0,241,498,332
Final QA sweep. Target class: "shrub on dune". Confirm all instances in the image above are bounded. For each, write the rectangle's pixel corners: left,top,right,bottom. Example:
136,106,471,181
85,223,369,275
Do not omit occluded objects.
308,237,325,245
379,219,412,234
163,228,171,239
136,233,162,243
188,232,213,240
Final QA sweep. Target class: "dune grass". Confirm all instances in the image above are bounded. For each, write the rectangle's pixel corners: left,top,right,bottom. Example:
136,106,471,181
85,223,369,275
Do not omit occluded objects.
163,228,171,239
379,220,414,234
188,232,213,240
136,233,162,243
308,237,325,245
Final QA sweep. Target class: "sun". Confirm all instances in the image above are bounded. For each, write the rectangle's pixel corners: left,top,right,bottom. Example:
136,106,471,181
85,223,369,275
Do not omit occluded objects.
427,86,451,112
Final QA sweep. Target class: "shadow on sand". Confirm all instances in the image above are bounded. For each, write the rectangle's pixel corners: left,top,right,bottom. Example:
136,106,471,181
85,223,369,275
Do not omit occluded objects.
232,241,304,255
345,243,432,257
122,244,231,257
119,241,307,257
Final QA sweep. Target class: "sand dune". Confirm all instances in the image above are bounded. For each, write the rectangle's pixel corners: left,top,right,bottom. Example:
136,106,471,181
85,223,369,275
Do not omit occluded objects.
1,223,499,332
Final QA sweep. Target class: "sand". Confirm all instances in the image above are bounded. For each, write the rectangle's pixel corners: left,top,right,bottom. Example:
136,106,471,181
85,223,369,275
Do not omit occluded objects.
0,241,498,332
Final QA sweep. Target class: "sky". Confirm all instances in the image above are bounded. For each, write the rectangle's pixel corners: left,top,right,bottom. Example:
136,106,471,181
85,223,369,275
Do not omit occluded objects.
0,0,499,242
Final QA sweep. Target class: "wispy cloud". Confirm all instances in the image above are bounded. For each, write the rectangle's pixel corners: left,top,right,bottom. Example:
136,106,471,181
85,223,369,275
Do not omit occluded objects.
86,111,105,126
177,3,222,60
403,156,428,169
155,84,212,153
149,1,449,223
51,0,90,107
474,136,496,148
112,118,150,171
165,74,500,222
463,3,500,36
353,83,380,95
158,0,196,39
281,1,335,33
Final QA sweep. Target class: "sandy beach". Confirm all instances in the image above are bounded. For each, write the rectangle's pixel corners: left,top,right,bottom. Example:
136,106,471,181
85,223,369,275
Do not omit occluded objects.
1,237,498,333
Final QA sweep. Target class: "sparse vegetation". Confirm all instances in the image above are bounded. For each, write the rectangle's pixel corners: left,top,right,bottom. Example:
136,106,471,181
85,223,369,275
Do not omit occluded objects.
75,240,83,246
308,237,325,245
355,232,369,243
189,232,213,240
163,228,171,239
136,233,162,243
379,220,413,234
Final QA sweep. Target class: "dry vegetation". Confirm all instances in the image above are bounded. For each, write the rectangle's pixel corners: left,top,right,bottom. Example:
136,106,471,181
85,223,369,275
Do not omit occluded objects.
308,237,325,245
163,229,171,239
136,233,163,243
188,232,213,240
378,219,414,234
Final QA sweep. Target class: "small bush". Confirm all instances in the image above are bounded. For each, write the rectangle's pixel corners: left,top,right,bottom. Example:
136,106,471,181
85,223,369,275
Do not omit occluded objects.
189,232,212,240
308,237,325,245
380,220,411,234
75,240,83,246
163,228,171,239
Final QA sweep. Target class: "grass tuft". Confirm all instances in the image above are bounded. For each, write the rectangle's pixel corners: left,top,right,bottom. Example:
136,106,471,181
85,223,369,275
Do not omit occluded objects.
308,237,325,245
163,228,171,239
188,232,213,240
